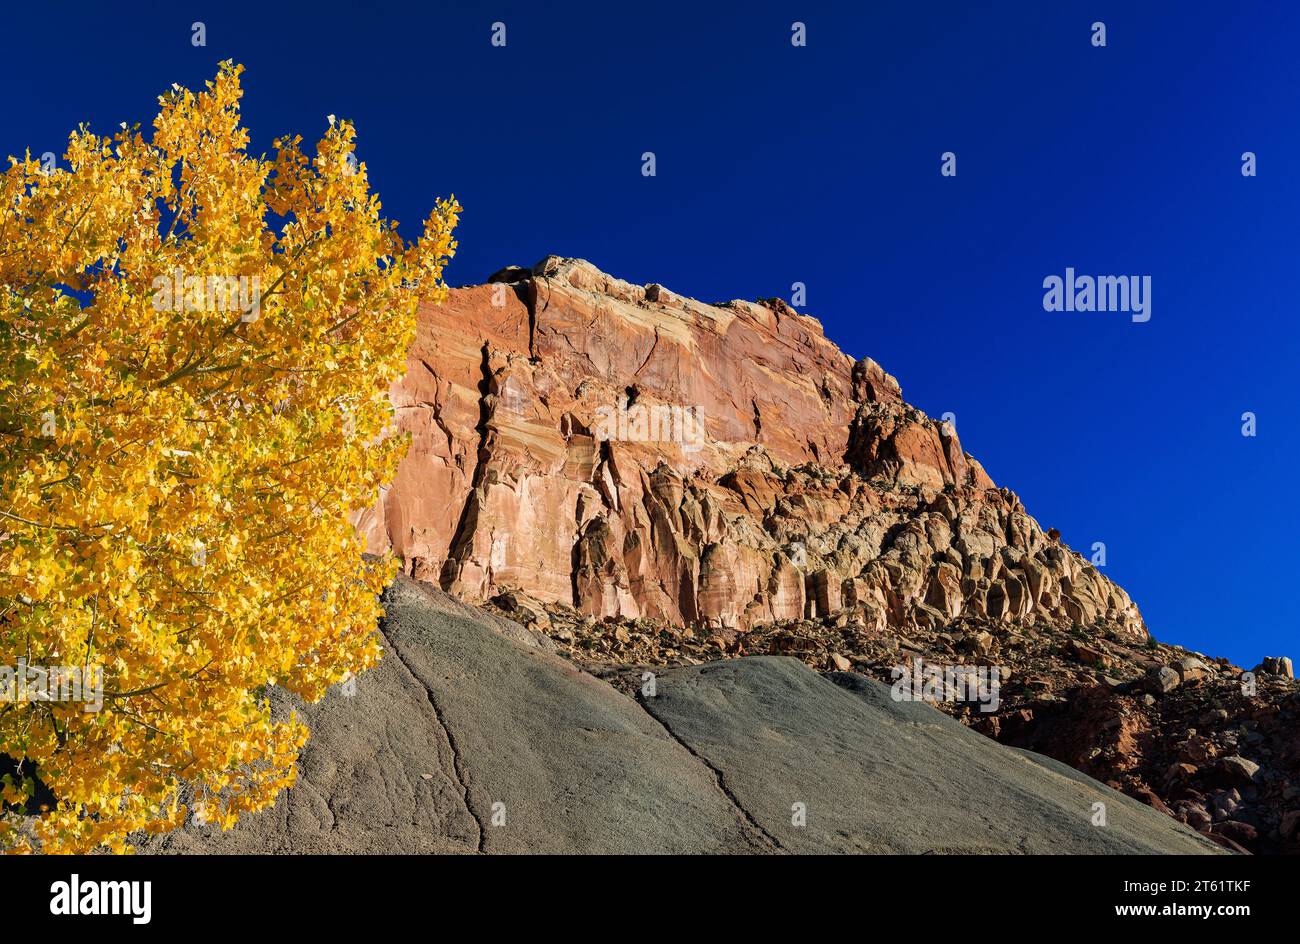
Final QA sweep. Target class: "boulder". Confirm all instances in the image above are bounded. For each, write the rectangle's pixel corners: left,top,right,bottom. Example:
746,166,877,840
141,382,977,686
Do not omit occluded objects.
1144,665,1181,695
1173,656,1212,684
1066,638,1107,666
1255,656,1294,678
1213,821,1258,846
1218,755,1261,788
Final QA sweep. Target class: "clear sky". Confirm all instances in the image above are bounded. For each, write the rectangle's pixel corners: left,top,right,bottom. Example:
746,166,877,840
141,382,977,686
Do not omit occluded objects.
4,1,1295,667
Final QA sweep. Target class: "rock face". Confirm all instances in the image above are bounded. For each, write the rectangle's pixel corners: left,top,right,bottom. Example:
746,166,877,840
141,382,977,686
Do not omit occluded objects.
358,256,1144,639
142,575,1220,855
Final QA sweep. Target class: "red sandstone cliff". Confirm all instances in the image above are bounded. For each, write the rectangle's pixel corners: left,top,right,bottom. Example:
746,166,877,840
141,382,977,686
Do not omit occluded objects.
357,256,1144,639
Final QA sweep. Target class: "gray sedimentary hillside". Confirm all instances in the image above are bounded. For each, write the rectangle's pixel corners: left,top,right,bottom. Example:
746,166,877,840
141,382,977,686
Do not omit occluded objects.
142,575,1222,855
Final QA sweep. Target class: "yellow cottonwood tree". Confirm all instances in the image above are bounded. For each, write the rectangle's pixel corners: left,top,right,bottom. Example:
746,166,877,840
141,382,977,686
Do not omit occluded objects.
0,62,459,852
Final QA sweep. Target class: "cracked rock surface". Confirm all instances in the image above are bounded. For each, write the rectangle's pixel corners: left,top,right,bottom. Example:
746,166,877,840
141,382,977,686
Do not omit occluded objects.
641,660,1220,854
145,576,1221,855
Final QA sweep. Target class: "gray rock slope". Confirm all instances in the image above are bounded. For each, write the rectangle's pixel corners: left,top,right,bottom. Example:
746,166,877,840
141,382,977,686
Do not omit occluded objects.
143,576,1222,855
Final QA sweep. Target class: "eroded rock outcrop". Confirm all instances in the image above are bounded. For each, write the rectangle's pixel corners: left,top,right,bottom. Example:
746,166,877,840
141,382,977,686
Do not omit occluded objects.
357,256,1144,639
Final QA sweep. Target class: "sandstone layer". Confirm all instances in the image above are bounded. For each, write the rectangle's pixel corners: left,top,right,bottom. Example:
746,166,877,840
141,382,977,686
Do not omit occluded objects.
358,256,1143,640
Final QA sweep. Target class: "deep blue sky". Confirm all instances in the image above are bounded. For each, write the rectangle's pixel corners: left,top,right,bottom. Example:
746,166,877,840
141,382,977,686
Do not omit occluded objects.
5,2,1295,667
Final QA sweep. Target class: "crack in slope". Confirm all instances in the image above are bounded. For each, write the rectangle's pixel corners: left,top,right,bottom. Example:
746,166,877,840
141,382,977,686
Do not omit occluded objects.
381,624,487,853
635,693,784,853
